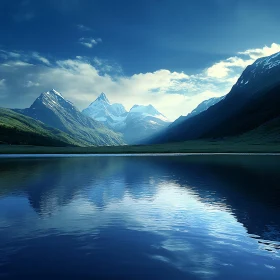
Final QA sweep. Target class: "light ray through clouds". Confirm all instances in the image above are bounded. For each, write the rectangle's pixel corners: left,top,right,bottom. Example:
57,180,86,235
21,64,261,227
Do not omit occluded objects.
0,43,279,120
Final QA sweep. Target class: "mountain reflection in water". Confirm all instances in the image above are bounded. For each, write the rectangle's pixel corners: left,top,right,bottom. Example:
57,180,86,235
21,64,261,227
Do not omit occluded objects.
0,155,279,279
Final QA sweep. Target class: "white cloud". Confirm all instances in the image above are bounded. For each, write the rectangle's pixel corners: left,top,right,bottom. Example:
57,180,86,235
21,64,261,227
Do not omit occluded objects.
25,81,40,88
6,52,21,58
0,50,50,66
206,56,254,78
79,38,102,48
0,43,279,120
4,61,33,67
77,24,92,31
93,57,123,74
0,50,21,59
238,43,280,60
206,43,280,79
32,52,51,65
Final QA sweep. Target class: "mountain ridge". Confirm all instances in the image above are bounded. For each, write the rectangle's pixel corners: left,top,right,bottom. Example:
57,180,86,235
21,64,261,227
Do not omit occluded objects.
0,108,80,146
148,51,280,144
82,93,170,144
14,89,124,146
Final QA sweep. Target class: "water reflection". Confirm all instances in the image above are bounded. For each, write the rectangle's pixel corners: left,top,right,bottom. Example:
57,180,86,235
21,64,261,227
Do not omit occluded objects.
0,155,280,279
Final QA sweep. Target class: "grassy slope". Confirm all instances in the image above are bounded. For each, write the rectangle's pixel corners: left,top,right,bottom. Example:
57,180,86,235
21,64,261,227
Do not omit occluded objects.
238,116,280,143
0,108,82,147
0,138,280,154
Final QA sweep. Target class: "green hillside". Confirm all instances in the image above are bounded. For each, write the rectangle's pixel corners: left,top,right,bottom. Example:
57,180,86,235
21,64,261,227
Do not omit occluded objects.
0,108,81,146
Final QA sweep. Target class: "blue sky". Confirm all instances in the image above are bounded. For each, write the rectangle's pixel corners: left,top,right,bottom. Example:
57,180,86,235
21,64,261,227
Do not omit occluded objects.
1,0,280,120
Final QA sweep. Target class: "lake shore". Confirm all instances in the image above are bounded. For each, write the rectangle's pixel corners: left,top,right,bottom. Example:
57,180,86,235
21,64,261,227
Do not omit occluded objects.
1,140,280,154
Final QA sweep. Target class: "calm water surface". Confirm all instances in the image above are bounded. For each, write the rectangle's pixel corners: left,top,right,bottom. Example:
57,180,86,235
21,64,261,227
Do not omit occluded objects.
0,155,280,279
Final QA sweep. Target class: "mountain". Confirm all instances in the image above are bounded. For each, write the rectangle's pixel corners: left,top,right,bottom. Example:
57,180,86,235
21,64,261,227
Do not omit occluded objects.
237,114,280,143
82,92,127,131
170,96,225,128
149,51,280,144
14,89,124,146
124,104,170,143
187,96,225,118
0,108,80,146
82,93,170,144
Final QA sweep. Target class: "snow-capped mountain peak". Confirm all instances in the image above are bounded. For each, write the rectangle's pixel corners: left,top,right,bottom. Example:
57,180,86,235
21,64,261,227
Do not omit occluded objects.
94,92,110,104
35,89,66,102
82,95,170,143
48,89,64,98
30,89,75,111
234,51,280,91
82,92,127,125
129,104,169,122
254,51,280,70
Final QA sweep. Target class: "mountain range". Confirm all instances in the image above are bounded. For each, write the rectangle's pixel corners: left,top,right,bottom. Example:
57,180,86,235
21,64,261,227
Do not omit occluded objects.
1,88,170,147
169,96,225,128
82,93,170,144
14,89,124,146
149,51,280,144
1,51,280,148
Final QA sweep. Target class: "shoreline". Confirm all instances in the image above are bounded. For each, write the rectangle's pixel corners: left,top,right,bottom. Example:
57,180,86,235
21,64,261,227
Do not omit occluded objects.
1,141,280,156
1,152,280,158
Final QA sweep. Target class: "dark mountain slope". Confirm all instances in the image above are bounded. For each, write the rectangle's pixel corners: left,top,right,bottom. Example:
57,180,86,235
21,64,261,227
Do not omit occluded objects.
149,52,280,143
0,108,80,146
170,96,225,128
238,114,280,143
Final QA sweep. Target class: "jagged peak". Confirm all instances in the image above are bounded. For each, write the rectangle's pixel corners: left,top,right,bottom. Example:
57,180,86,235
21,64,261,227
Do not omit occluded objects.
43,89,64,98
30,89,75,109
96,92,110,103
254,51,280,65
130,104,158,112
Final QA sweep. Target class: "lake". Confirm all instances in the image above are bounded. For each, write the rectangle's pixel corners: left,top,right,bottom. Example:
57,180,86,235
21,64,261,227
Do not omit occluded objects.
0,154,280,279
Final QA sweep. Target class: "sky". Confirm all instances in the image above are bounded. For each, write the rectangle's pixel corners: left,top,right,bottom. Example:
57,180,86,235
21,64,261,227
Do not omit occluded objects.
0,0,280,120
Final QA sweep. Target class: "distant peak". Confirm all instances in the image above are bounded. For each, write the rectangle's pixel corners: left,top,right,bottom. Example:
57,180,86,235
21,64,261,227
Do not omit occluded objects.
95,92,110,103
43,89,64,98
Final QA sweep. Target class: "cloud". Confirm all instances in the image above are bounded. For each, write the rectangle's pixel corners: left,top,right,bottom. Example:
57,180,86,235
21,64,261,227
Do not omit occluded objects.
77,24,92,31
0,79,5,87
79,38,102,48
238,43,280,60
24,81,40,88
3,61,33,67
1,51,21,58
206,57,253,78
206,43,280,79
93,57,123,74
0,50,50,66
0,43,279,120
32,52,51,65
